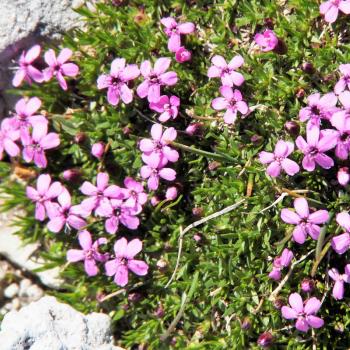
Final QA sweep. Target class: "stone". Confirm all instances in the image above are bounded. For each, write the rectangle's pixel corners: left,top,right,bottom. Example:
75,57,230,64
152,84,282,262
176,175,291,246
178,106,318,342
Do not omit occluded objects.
23,284,44,302
4,283,19,299
0,296,123,350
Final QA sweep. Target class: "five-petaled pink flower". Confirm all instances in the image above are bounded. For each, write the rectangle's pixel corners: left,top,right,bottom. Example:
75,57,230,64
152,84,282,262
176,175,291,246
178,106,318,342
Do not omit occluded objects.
22,126,60,168
211,86,248,124
296,125,337,171
335,64,350,94
123,177,148,210
12,45,44,87
254,30,278,52
0,118,20,160
26,174,63,221
281,293,324,332
207,55,245,87
137,58,178,102
149,95,180,122
330,108,350,159
331,212,350,254
43,48,79,91
320,0,350,23
140,165,176,191
97,58,140,106
105,237,149,287
281,197,329,244
259,140,300,177
269,248,294,281
328,265,350,300
67,230,109,276
160,17,195,53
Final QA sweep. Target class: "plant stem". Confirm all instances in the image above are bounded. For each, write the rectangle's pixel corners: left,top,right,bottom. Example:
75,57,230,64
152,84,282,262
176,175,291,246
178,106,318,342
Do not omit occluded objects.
315,211,334,261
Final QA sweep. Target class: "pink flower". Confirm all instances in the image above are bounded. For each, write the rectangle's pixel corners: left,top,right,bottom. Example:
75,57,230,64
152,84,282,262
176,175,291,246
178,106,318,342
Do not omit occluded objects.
80,172,125,214
296,125,337,171
139,123,179,168
207,55,244,87
43,48,79,91
46,188,88,233
330,109,350,159
331,212,350,254
281,197,329,244
105,237,149,287
281,293,324,332
67,230,109,276
175,47,192,63
22,126,60,168
338,167,350,186
211,86,248,124
328,265,350,300
140,165,176,191
91,142,105,159
97,58,139,106
185,123,203,136
254,30,278,52
160,17,195,53
259,140,300,177
0,118,20,159
165,186,178,200
320,0,350,23
123,177,148,209
26,174,63,221
335,64,350,94
137,58,178,102
9,97,48,143
149,95,180,122
269,248,294,281
12,45,44,87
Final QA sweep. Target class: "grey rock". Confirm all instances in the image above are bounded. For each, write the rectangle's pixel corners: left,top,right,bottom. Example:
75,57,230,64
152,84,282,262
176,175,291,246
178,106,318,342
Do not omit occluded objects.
0,296,123,350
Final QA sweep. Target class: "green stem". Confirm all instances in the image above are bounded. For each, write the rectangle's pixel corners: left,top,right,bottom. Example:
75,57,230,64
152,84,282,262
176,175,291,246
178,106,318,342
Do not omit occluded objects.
315,211,334,261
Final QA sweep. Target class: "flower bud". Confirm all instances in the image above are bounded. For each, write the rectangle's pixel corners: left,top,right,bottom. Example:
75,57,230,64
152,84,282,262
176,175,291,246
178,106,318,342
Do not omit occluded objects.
257,332,273,348
192,207,204,217
338,167,350,186
273,298,284,310
91,142,105,159
208,161,221,171
301,278,315,293
241,317,251,330
154,305,165,318
156,258,168,272
273,39,287,55
165,186,178,200
128,292,142,303
264,18,274,29
185,123,203,136
193,233,202,242
301,62,315,74
63,169,82,183
150,196,160,206
284,121,300,136
296,88,305,99
74,132,87,144
250,134,263,145
175,47,192,63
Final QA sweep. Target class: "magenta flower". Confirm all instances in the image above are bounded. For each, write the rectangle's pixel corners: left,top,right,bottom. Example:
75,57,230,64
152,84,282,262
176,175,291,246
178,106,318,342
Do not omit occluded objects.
139,123,179,168
338,167,350,186
123,177,148,209
137,58,178,103
97,58,140,106
140,165,176,191
254,30,278,52
175,47,192,63
46,188,87,233
80,172,125,214
328,265,350,300
91,142,105,159
320,0,350,23
299,92,338,128
330,111,350,159
105,237,148,286
268,248,294,281
259,140,299,177
207,55,244,87
0,118,20,160
43,48,79,91
67,230,109,276
149,95,180,122
26,174,63,221
332,212,350,254
296,125,337,171
281,197,329,244
211,86,248,124
22,126,60,168
335,64,350,94
10,97,48,143
281,293,324,332
12,45,44,87
160,17,195,53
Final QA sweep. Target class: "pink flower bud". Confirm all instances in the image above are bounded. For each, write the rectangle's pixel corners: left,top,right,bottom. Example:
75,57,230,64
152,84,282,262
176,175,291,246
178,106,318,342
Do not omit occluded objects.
257,332,273,348
193,233,202,242
175,47,192,63
165,186,178,200
268,267,281,281
150,196,160,206
91,142,105,159
185,123,203,136
154,305,165,318
62,169,82,182
284,121,300,136
301,278,315,293
338,167,350,186
241,317,251,330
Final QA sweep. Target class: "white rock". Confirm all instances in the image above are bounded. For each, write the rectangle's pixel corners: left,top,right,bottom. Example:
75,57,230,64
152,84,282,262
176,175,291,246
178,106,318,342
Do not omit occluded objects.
4,283,19,298
0,296,123,350
24,284,44,301
18,278,32,297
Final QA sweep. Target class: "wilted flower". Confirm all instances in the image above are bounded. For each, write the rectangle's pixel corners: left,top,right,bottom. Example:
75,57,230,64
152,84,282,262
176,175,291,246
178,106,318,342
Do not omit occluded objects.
269,248,294,281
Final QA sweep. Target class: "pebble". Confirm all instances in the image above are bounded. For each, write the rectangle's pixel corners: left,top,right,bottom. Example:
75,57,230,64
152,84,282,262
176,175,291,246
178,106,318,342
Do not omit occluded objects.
4,283,19,298
19,278,32,297
25,285,44,301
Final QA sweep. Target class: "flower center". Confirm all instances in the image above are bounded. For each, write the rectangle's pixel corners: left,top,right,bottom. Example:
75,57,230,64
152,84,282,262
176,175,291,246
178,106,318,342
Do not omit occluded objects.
309,147,318,156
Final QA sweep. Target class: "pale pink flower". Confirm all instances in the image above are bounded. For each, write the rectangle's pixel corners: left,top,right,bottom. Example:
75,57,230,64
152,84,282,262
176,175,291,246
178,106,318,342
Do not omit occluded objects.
137,58,178,102
67,230,109,276
149,95,180,122
281,197,329,244
338,167,350,186
91,142,105,159
175,47,192,63
12,45,44,87
26,174,63,221
43,48,79,91
97,58,139,106
123,177,147,209
259,140,300,177
207,55,244,87
140,165,176,191
160,17,195,52
320,0,350,23
254,30,278,52
335,64,350,94
165,186,178,200
0,118,20,159
268,248,294,281
328,265,350,300
330,109,350,159
332,212,350,254
105,237,148,287
281,293,324,332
